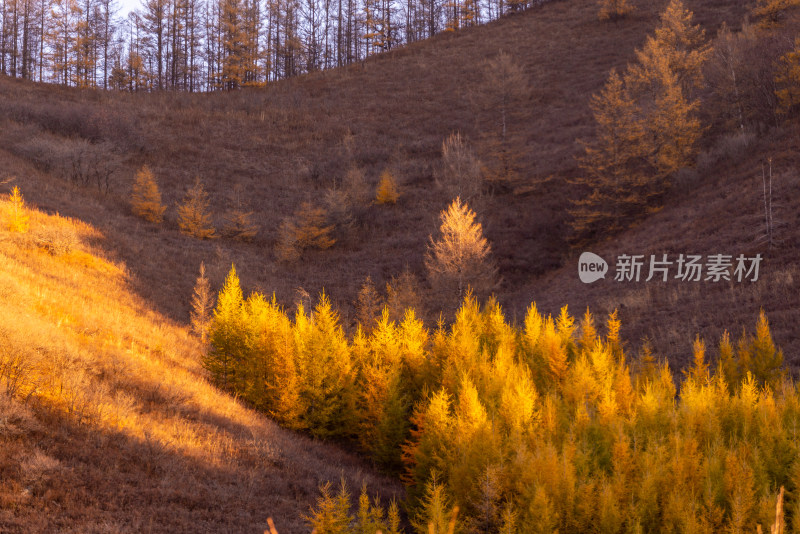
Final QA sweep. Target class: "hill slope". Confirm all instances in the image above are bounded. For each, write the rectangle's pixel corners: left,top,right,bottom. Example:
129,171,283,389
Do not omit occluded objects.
0,199,401,532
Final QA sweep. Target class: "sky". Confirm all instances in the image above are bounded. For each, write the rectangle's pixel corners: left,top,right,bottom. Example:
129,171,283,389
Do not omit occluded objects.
118,0,140,18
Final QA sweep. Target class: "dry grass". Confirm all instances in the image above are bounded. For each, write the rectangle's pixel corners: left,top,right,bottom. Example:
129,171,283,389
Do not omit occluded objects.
0,196,401,532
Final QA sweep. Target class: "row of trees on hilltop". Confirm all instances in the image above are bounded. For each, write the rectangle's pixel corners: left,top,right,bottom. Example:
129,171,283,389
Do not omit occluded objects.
0,0,549,89
197,265,791,533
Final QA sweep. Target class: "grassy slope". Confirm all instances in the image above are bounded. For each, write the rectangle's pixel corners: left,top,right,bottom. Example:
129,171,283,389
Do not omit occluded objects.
0,0,752,323
0,197,401,532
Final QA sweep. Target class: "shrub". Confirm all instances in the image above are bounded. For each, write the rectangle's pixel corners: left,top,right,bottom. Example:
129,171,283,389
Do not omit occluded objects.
33,224,78,256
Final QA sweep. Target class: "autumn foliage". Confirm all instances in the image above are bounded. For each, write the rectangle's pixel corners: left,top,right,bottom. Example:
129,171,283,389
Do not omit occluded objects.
572,0,707,244
6,186,30,233
204,262,791,533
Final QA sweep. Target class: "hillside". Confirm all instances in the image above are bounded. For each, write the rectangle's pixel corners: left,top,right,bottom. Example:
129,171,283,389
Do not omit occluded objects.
0,198,401,531
3,0,790,370
2,0,800,529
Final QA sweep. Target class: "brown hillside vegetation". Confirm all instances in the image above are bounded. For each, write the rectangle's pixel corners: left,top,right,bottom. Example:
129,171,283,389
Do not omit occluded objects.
0,194,401,532
1,0,790,371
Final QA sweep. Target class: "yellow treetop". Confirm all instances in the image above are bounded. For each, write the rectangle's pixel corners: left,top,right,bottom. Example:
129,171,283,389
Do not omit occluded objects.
7,186,30,233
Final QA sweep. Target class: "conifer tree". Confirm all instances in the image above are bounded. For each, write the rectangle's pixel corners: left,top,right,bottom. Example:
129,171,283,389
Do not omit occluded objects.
375,169,400,205
190,262,213,343
7,186,30,233
297,293,357,438
412,472,461,534
425,197,498,303
306,479,354,533
386,268,424,323
130,166,166,224
647,55,702,178
775,38,800,116
276,202,335,262
223,202,259,241
739,310,784,388
355,485,388,534
626,0,711,96
570,70,651,243
178,177,216,238
205,264,246,390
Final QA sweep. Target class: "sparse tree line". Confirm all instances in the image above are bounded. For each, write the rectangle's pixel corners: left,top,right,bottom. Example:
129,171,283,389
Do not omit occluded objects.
573,0,800,245
0,0,550,90
192,255,791,532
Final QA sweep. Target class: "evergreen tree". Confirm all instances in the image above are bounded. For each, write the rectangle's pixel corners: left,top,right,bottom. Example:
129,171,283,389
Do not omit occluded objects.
130,165,166,224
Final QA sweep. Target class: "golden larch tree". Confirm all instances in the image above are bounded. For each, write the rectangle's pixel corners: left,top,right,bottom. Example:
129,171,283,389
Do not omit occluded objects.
647,56,702,178
751,0,800,27
130,165,166,224
178,177,216,238
571,69,651,242
626,0,711,97
775,37,800,116
425,197,498,301
223,189,258,242
7,186,30,233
